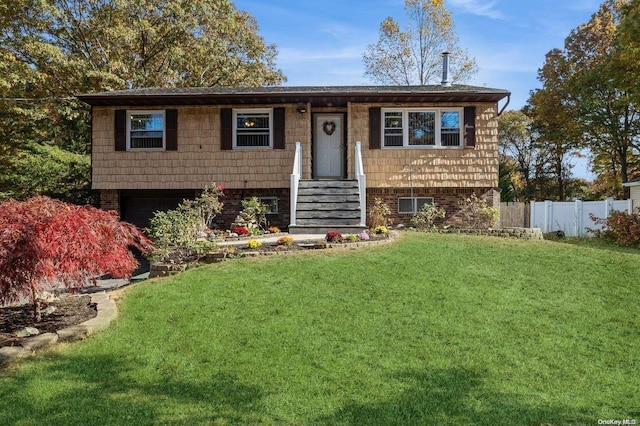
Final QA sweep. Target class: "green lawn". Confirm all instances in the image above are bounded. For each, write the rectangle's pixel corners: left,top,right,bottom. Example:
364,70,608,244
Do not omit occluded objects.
1,233,639,425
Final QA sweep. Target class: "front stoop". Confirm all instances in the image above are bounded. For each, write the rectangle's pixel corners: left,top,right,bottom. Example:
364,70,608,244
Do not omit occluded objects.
289,180,366,235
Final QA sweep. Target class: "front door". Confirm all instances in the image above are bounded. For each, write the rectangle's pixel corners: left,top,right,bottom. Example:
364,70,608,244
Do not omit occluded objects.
314,114,343,178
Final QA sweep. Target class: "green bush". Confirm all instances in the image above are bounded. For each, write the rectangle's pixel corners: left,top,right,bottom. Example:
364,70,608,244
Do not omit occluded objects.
458,193,500,229
146,182,224,262
411,203,446,230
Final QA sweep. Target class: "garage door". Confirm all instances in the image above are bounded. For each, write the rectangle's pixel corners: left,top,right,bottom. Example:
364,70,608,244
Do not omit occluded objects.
120,190,197,229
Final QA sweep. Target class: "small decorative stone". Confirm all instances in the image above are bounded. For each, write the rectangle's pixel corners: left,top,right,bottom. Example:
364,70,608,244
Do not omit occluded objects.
15,327,40,338
42,305,57,316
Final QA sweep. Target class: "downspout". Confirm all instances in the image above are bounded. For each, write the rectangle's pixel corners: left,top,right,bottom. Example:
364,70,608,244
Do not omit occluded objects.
497,94,511,117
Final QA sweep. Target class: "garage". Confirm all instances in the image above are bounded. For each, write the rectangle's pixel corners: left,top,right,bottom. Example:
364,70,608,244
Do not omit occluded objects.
120,190,198,229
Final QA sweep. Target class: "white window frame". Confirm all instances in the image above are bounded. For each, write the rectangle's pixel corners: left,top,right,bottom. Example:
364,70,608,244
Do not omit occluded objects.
233,108,273,149
398,197,435,214
126,110,166,151
381,108,463,149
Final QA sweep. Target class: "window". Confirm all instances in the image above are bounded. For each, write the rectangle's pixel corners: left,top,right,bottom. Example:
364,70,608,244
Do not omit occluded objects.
382,108,462,148
258,197,278,214
234,109,272,148
127,111,165,150
398,197,434,214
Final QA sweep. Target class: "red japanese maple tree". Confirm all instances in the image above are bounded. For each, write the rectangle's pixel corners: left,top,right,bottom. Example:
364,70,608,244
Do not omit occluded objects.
0,196,153,320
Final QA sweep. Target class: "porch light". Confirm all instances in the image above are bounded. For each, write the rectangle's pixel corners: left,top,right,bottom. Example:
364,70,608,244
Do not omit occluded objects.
297,105,307,114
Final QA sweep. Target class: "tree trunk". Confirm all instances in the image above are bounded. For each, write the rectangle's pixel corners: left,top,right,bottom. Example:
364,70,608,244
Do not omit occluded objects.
30,281,42,322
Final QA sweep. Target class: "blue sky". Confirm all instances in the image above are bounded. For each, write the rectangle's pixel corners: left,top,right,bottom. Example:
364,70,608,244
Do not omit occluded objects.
233,0,603,178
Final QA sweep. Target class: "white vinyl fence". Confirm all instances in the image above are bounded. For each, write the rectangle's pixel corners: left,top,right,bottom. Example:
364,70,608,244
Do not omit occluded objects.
530,200,633,237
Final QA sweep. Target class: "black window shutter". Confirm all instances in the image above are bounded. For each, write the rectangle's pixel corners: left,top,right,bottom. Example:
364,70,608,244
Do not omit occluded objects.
115,109,126,151
273,107,285,149
220,108,232,150
464,106,476,147
369,107,381,149
166,109,178,151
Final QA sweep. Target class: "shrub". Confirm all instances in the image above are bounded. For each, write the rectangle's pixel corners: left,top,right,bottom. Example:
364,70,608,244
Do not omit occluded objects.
235,197,269,230
373,225,388,235
357,231,370,241
246,239,262,249
411,203,446,230
0,196,153,321
590,211,640,247
344,234,360,242
276,236,294,246
458,193,500,229
325,231,343,243
181,182,224,231
268,226,281,234
250,227,264,236
146,182,224,254
233,226,250,236
368,198,393,229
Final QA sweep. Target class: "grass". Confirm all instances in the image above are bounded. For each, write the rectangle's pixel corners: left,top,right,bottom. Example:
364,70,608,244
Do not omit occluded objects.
1,232,639,425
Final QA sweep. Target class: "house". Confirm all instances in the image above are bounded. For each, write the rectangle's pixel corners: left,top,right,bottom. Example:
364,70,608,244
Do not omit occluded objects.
623,177,640,210
78,82,510,233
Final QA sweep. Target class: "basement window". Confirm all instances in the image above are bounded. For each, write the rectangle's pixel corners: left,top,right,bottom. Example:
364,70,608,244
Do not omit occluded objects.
398,197,434,214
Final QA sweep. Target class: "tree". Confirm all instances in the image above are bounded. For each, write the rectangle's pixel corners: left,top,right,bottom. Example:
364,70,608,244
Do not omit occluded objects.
498,110,543,200
615,0,640,105
0,196,153,321
566,0,640,197
0,0,285,204
530,0,640,198
363,0,477,85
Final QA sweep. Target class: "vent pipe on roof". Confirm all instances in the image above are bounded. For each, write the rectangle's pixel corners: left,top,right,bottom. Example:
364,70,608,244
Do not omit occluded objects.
441,52,452,87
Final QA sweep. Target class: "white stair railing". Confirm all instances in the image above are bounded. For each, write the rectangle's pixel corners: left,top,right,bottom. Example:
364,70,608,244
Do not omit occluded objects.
355,141,367,227
289,142,302,227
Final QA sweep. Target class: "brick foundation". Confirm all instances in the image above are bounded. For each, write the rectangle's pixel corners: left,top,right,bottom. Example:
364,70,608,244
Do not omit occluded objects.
102,186,500,231
367,187,500,228
99,190,119,213
215,188,291,231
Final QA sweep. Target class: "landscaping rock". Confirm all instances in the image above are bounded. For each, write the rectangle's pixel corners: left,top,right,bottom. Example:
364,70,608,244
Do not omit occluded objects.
56,325,88,342
0,346,29,366
21,333,58,352
15,327,40,338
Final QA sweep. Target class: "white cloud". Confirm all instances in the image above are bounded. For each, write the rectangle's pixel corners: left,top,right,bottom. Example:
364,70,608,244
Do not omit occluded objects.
448,0,505,19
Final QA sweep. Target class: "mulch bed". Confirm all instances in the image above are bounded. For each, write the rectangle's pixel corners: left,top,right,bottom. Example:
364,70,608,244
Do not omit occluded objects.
0,296,97,348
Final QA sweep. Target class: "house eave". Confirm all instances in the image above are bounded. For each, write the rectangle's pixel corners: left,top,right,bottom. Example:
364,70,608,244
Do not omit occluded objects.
77,85,511,107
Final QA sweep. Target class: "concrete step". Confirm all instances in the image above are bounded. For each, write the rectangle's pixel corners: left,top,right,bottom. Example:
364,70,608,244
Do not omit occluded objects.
299,180,358,189
297,187,360,196
297,194,359,203
296,210,361,220
296,202,360,211
289,225,367,235
295,218,361,226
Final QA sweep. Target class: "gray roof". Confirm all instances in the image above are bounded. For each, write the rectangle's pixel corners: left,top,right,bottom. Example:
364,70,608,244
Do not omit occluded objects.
623,176,640,186
78,85,510,107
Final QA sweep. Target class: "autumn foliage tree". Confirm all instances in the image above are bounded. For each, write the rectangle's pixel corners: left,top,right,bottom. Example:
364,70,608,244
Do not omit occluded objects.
0,196,153,321
363,0,477,85
0,0,284,203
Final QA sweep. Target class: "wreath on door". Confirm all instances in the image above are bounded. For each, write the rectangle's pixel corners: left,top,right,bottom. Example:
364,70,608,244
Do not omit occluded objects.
322,121,336,136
